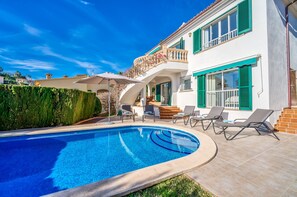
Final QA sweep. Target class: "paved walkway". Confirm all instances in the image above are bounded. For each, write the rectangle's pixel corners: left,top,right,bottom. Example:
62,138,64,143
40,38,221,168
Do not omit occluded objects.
185,125,297,197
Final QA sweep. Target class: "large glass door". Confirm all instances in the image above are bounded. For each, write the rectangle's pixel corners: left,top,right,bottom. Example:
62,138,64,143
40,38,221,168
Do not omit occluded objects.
161,82,171,106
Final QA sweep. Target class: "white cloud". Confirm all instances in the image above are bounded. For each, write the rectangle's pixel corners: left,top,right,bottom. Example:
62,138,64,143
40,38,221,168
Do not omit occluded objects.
0,48,9,53
100,60,121,71
2,58,56,72
0,55,56,71
34,45,101,74
79,0,92,5
24,24,41,37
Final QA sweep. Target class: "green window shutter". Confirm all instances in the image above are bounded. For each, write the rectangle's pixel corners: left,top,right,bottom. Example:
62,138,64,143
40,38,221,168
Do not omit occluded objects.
237,0,252,35
179,37,184,49
193,28,201,54
155,84,161,102
197,75,206,108
239,65,252,110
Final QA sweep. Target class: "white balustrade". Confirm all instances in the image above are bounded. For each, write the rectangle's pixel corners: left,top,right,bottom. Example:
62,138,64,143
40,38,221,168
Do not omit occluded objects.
125,48,188,78
203,29,238,50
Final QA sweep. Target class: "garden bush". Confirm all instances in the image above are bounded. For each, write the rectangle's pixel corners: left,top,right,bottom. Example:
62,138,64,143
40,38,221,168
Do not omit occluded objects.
0,85,102,131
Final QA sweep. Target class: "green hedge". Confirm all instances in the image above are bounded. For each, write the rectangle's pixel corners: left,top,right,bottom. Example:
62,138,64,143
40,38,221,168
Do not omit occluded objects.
0,85,102,131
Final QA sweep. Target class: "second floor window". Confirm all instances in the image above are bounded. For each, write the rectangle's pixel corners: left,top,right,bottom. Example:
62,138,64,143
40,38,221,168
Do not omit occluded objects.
170,37,185,50
203,11,238,50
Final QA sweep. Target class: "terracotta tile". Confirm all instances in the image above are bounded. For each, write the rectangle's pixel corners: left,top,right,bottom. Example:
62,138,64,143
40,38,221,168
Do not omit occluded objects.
283,114,293,118
291,118,297,122
278,118,287,122
277,126,288,131
289,122,297,127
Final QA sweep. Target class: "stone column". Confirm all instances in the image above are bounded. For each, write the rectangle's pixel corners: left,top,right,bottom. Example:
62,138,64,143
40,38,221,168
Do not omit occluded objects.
140,88,146,106
147,84,151,97
170,74,180,106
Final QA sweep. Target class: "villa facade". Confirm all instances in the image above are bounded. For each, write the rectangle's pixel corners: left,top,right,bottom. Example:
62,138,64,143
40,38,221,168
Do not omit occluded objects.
120,0,297,125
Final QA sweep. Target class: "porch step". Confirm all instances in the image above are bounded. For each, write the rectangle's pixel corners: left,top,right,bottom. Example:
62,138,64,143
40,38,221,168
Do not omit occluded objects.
159,106,181,119
148,101,162,106
274,107,297,134
161,111,181,115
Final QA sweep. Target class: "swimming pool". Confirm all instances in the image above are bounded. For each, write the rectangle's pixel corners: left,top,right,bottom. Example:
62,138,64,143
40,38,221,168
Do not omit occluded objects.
0,126,199,197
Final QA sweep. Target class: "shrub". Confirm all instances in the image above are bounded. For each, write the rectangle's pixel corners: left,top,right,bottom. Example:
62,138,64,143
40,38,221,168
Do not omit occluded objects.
94,97,102,116
0,85,102,131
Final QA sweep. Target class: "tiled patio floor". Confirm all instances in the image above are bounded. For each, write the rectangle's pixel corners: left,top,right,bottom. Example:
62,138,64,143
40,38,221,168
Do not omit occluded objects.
183,124,297,197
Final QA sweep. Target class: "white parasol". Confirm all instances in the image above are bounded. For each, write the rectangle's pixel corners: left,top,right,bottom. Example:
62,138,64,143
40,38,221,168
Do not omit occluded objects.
75,72,141,123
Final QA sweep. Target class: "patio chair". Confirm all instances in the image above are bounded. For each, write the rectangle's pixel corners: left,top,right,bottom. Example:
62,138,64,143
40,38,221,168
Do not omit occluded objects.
142,105,155,122
215,109,280,140
120,104,136,123
172,105,195,125
190,106,224,132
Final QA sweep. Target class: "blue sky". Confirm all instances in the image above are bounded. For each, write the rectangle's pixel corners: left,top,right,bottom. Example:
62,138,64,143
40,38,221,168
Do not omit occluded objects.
0,0,215,79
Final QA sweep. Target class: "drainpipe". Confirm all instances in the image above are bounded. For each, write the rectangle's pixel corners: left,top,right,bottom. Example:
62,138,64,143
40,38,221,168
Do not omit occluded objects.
286,0,297,108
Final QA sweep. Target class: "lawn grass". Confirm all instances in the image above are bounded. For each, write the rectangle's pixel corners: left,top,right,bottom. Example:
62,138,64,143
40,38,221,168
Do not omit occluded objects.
126,175,213,197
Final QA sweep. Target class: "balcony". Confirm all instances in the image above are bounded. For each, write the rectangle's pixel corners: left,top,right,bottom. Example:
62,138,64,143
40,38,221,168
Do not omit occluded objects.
124,47,188,78
202,29,238,50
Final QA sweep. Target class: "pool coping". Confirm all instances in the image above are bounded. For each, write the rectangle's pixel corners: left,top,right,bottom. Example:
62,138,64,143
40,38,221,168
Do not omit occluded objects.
1,122,217,197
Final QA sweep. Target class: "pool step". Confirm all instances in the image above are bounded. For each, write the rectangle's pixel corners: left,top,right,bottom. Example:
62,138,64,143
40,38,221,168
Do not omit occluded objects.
274,107,297,134
150,130,198,154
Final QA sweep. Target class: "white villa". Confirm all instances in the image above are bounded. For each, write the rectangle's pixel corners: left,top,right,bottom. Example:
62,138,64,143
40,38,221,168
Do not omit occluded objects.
120,0,297,132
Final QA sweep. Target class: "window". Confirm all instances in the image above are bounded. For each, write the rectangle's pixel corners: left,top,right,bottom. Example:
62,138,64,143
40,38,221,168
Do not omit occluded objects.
202,11,238,50
230,12,237,31
206,69,239,109
221,17,228,35
195,58,255,110
180,76,192,91
212,22,219,40
170,38,185,49
203,27,210,48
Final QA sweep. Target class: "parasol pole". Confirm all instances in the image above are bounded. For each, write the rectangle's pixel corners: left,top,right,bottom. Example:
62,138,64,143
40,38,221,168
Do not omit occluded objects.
108,79,111,123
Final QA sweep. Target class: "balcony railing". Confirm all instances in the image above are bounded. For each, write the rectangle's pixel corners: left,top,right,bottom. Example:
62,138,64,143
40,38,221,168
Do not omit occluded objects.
207,89,239,110
203,29,238,50
124,47,188,78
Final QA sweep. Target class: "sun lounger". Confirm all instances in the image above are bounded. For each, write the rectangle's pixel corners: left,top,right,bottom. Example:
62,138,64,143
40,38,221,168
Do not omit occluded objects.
172,105,195,125
120,104,136,122
142,105,156,122
190,106,224,131
215,109,279,140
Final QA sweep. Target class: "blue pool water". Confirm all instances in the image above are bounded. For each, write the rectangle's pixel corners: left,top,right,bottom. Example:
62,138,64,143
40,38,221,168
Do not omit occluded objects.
0,126,199,197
